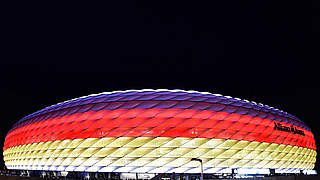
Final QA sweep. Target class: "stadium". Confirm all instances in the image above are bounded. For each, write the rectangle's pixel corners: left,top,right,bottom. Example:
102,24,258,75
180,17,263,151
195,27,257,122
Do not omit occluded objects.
2,89,317,179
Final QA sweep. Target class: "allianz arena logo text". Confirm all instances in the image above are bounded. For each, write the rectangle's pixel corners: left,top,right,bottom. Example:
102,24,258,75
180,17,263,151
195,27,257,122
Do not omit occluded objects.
274,122,305,136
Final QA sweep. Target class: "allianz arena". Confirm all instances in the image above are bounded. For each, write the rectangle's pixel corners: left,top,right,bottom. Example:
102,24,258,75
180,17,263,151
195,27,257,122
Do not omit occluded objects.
3,89,317,177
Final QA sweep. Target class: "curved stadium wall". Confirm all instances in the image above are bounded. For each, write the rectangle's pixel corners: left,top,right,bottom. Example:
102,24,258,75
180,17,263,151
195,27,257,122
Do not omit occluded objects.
3,89,317,174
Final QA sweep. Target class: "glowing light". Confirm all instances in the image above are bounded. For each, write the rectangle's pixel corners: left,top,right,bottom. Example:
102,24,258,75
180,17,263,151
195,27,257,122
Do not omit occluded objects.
3,90,316,174
236,168,270,175
303,169,317,175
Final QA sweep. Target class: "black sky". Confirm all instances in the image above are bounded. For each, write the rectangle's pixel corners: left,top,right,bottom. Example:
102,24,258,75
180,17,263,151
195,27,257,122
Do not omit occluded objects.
1,1,320,171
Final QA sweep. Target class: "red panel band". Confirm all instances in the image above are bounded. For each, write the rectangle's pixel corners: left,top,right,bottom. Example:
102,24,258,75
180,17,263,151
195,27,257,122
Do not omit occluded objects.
4,108,316,150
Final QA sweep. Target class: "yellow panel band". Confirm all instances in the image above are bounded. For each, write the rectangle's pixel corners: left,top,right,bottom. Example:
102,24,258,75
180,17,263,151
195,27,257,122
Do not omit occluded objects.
3,137,316,172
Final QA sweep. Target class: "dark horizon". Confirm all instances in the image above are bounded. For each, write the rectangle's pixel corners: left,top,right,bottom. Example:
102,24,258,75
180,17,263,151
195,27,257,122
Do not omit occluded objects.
1,1,320,172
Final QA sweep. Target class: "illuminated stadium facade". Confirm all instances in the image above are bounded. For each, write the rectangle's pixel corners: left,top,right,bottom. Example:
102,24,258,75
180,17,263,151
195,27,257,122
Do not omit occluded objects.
3,89,317,178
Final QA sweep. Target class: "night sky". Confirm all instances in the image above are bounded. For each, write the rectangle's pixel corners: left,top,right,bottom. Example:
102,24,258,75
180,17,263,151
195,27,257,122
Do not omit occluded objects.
1,1,320,171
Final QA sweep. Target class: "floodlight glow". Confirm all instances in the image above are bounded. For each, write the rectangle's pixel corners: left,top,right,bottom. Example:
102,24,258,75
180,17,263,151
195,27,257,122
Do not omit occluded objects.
236,168,270,175
303,169,317,175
